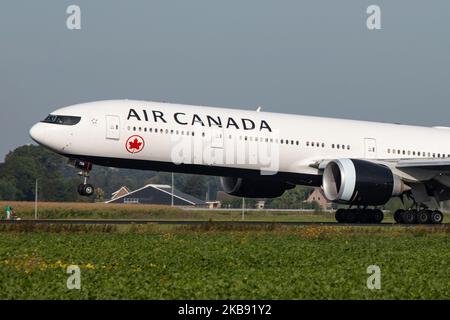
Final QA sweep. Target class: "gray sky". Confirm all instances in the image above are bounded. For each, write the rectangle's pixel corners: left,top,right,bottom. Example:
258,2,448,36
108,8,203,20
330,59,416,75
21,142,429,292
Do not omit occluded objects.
1,0,449,160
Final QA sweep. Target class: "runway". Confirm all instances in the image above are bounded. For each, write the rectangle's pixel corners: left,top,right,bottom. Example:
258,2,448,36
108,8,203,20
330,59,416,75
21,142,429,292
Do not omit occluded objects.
1,219,448,227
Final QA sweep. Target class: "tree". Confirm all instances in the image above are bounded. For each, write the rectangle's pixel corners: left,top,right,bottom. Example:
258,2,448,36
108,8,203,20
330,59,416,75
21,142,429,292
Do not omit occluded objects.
0,178,18,200
265,186,312,209
182,175,207,200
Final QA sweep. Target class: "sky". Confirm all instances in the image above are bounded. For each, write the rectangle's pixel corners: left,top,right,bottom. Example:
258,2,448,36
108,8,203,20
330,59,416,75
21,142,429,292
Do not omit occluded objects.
1,0,449,160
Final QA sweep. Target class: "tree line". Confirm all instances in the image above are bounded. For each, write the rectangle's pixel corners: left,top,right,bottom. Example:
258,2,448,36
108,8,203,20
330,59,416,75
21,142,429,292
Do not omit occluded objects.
0,145,324,208
0,145,220,202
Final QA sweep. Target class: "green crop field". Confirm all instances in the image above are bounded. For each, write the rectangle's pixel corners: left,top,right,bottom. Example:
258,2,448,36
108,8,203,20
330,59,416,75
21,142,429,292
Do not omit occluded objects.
0,223,449,299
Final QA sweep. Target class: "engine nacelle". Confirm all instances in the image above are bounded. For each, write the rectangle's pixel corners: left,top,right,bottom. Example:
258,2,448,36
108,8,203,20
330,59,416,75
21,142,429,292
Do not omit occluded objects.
322,159,408,206
220,176,293,198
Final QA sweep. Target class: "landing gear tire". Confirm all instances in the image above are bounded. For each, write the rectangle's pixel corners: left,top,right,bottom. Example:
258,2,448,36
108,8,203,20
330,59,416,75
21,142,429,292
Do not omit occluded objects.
78,184,94,196
335,209,345,223
345,209,358,223
372,209,384,224
430,210,443,224
335,209,383,224
394,209,405,223
401,210,416,224
417,210,431,224
358,210,370,223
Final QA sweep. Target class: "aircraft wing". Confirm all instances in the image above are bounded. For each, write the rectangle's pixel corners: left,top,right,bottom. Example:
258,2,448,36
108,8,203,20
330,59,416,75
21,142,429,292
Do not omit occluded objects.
311,158,450,175
396,159,450,172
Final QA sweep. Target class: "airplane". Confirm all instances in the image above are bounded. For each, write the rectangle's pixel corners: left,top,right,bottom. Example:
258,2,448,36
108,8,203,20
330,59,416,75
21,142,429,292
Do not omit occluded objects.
29,100,450,225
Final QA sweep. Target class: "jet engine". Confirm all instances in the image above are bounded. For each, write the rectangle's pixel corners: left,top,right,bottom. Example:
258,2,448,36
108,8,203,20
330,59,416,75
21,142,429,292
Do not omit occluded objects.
220,176,294,198
322,159,408,205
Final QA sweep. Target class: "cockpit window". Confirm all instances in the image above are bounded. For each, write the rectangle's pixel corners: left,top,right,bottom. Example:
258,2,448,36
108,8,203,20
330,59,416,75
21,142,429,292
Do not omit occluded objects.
42,115,81,126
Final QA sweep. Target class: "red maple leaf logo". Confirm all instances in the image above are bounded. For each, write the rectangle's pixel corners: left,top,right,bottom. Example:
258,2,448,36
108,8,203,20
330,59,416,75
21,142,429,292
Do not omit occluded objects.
125,135,145,154
128,138,142,151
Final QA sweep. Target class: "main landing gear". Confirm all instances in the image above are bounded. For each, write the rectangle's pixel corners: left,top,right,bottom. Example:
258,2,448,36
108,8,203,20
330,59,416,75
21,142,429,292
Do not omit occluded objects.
69,159,95,197
393,209,443,225
335,208,384,224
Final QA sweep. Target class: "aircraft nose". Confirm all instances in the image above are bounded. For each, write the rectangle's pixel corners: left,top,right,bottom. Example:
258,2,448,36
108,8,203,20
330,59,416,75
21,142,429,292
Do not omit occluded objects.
29,123,45,144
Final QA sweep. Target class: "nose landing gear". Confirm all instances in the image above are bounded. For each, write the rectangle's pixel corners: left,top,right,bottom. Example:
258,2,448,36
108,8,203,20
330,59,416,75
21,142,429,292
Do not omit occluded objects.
69,159,95,197
77,175,94,197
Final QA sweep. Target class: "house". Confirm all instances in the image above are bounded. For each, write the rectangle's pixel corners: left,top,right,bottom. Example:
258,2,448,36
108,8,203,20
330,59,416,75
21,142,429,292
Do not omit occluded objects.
206,201,221,209
110,186,130,201
106,184,207,206
304,187,332,210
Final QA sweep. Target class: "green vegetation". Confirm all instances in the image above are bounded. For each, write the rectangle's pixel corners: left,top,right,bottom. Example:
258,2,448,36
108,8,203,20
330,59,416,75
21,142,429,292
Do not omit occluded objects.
0,224,449,299
3,201,449,223
0,201,338,221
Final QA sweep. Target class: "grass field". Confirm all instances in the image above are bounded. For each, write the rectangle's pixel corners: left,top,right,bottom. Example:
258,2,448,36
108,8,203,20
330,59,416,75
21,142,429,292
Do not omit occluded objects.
0,201,340,222
0,201,422,223
0,223,449,299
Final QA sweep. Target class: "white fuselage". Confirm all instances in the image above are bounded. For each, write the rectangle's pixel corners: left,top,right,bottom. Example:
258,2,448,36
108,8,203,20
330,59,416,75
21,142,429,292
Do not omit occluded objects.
29,100,450,185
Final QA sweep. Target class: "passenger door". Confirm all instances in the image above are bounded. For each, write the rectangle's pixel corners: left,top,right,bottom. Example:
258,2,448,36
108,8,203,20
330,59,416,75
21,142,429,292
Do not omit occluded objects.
106,115,120,140
364,138,377,159
211,128,224,149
